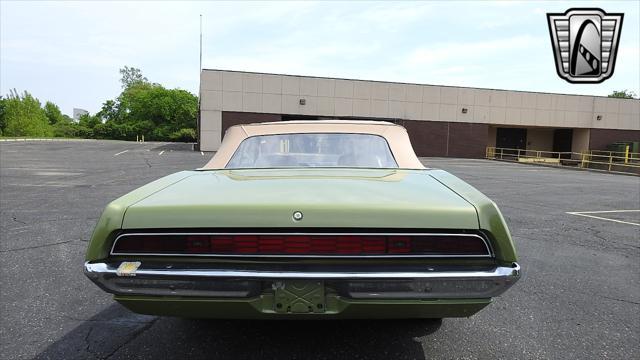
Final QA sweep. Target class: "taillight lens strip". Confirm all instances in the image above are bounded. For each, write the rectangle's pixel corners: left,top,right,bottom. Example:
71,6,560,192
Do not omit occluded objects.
111,233,492,257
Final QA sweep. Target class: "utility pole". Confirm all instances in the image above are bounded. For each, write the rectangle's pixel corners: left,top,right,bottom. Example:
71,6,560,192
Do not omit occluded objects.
197,14,203,151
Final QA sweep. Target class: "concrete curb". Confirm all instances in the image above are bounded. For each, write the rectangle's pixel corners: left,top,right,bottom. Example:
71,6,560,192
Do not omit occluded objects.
0,138,97,142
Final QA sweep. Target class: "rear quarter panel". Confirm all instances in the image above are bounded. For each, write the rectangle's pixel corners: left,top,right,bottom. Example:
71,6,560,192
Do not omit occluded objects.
428,170,518,264
85,171,196,262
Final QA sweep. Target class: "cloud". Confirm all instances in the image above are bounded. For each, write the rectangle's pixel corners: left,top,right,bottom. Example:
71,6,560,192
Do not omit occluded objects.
355,3,435,31
405,35,544,66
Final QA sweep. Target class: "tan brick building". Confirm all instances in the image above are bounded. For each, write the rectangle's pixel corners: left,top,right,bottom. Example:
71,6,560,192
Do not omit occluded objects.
199,69,639,157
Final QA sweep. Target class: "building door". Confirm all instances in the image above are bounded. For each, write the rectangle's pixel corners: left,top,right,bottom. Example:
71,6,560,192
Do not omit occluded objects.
496,128,527,150
553,129,573,159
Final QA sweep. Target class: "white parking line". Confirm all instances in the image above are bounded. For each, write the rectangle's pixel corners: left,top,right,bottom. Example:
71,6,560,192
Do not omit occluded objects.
200,151,204,156
570,210,640,214
566,210,640,226
113,150,129,156
159,150,165,156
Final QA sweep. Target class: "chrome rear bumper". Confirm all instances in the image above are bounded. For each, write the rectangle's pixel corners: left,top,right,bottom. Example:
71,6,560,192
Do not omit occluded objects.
84,261,520,299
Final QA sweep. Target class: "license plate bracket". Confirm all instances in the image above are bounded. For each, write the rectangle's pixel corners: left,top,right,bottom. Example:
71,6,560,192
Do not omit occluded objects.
273,281,325,314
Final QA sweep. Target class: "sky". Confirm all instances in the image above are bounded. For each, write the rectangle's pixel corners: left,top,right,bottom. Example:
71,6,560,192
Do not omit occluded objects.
1,1,639,116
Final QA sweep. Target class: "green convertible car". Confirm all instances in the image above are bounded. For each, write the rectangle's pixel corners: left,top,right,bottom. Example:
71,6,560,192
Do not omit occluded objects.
84,120,520,319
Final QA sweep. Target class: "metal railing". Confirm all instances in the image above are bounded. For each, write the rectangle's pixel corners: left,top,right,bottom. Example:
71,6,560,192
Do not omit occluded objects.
486,146,640,174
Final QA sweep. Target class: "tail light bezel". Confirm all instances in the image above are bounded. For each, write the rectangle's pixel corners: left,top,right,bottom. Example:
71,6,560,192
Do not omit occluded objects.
110,232,494,258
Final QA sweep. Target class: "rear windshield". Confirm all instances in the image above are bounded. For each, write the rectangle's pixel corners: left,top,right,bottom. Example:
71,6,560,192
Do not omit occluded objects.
225,133,398,169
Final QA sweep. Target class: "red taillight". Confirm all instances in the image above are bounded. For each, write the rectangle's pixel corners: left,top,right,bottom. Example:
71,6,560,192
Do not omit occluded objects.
112,233,490,256
186,235,210,253
388,236,411,253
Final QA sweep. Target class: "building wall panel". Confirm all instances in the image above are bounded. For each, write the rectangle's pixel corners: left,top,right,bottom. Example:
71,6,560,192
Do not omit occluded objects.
572,128,591,153
262,74,282,94
447,123,489,158
401,120,448,157
242,73,262,93
589,129,640,150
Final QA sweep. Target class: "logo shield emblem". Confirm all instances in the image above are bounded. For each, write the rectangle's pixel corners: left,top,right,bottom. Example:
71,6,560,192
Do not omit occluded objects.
547,8,624,83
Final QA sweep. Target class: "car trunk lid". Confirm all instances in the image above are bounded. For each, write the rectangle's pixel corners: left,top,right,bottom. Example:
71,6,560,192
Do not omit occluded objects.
122,169,479,229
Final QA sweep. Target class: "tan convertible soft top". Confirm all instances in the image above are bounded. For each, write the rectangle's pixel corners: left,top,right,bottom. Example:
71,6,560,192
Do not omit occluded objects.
202,120,425,169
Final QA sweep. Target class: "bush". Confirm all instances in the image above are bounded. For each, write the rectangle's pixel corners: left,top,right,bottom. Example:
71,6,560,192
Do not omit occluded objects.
92,122,136,140
52,121,79,138
1,91,53,137
169,128,197,142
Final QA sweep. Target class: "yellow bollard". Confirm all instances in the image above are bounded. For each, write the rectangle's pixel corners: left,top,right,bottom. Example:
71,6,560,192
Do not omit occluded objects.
625,145,629,164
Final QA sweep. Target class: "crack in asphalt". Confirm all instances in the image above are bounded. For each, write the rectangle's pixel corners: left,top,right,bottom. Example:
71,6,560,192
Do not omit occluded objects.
595,295,640,305
103,317,159,360
79,316,159,360
516,228,640,253
4,215,97,224
11,214,27,225
2,216,98,234
0,239,82,253
84,327,100,360
581,227,640,251
63,314,153,325
40,217,99,223
519,280,640,306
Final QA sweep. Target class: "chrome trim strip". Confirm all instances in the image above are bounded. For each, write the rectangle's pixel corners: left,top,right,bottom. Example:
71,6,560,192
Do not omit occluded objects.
110,232,493,258
86,261,519,280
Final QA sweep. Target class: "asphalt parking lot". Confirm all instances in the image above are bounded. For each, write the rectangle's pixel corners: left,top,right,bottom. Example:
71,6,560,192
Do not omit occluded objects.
1,140,638,360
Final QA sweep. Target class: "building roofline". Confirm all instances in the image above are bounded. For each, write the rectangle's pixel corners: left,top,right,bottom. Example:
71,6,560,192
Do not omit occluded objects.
201,68,638,101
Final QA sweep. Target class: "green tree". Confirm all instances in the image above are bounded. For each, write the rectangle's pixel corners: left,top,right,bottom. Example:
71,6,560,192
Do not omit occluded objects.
0,96,6,135
1,66,198,141
608,90,637,99
97,99,122,123
99,68,198,142
43,101,65,124
1,90,52,137
78,113,101,129
119,66,149,89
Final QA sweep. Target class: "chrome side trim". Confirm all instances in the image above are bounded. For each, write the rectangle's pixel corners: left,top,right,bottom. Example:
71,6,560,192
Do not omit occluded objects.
110,232,493,258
